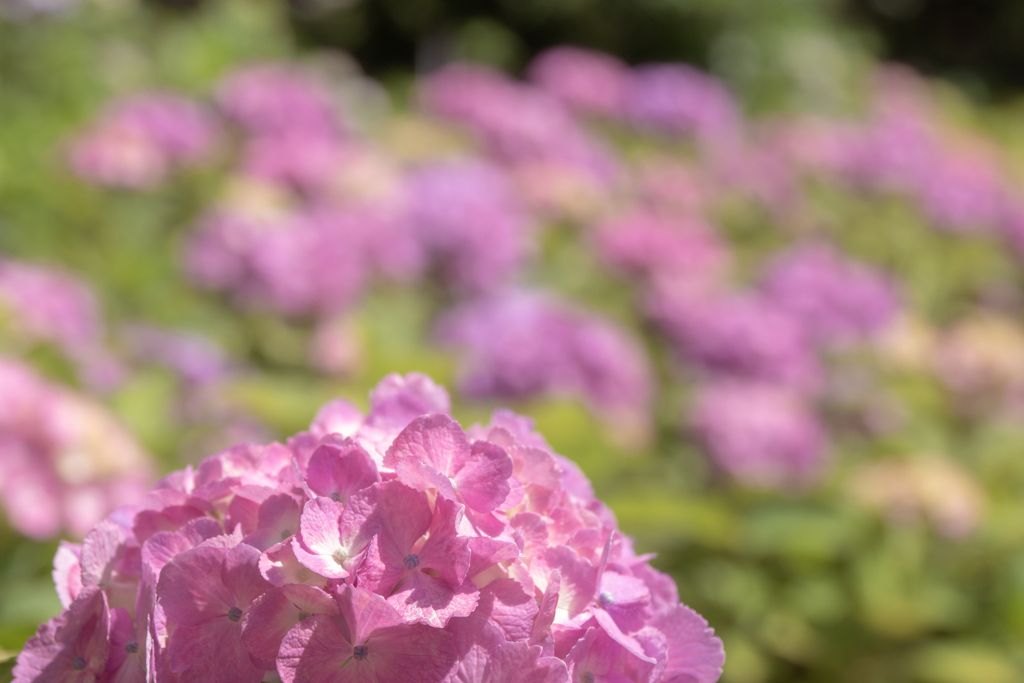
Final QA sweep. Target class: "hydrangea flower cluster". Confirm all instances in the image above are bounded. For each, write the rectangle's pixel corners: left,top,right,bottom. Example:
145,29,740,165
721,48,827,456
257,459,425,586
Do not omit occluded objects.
67,93,219,189
15,373,725,683
437,293,652,433
0,358,151,539
0,258,124,389
72,45,1007,491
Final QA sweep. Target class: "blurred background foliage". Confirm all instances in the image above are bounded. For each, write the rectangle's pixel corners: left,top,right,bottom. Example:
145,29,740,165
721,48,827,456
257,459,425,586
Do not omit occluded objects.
4,1,1024,683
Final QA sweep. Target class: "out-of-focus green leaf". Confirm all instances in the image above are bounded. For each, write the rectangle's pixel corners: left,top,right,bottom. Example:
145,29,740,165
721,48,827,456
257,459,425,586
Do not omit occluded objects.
911,642,1019,683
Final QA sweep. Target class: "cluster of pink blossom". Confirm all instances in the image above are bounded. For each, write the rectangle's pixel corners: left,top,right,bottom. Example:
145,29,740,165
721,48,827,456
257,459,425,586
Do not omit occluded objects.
771,67,1024,245
437,293,652,430
68,93,219,189
14,373,724,683
64,47,924,486
0,258,124,389
0,357,151,539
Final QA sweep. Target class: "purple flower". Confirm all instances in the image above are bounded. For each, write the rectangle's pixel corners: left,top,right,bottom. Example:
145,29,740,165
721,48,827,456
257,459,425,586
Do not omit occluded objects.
595,211,729,283
760,244,900,346
649,284,821,392
624,65,741,145
217,64,341,137
691,380,827,488
0,259,123,388
419,63,618,183
438,293,653,423
407,161,534,292
121,325,230,385
913,150,1009,234
528,46,630,118
0,358,151,539
68,93,219,189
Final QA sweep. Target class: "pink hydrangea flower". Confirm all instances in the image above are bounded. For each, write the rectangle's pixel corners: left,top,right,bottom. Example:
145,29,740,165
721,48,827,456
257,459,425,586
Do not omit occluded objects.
595,211,730,284
624,65,741,145
528,47,631,118
419,63,618,183
0,358,151,539
0,259,124,389
217,64,341,137
68,93,219,189
17,373,723,683
691,380,827,489
437,293,653,425
407,161,535,293
649,285,821,392
760,244,900,346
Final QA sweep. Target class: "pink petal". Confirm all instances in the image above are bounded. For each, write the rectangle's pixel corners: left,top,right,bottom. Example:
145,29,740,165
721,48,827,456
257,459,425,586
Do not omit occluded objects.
473,578,539,642
305,438,380,501
52,542,83,609
241,585,337,665
652,605,724,683
81,519,126,588
335,585,404,645
452,441,513,513
276,615,352,683
157,545,233,626
259,538,328,588
14,586,110,683
493,641,570,683
467,536,520,579
367,373,451,433
417,497,472,586
387,572,480,628
222,543,271,613
370,482,433,569
168,618,265,683
384,413,468,476
446,615,506,682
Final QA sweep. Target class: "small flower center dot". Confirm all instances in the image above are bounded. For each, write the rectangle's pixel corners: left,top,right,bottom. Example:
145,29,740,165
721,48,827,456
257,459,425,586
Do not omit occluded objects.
403,554,420,570
598,591,615,607
280,529,292,540
228,607,243,622
352,645,369,661
582,672,595,683
125,641,139,654
333,548,348,565
329,492,341,502
72,657,86,671
297,611,311,621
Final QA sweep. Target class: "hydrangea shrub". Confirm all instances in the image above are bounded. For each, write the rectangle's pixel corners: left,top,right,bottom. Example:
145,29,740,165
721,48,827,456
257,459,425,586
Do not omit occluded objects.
14,374,724,683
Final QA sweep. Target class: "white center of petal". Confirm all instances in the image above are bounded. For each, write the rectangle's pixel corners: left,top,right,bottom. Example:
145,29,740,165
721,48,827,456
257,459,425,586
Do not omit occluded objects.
333,548,349,566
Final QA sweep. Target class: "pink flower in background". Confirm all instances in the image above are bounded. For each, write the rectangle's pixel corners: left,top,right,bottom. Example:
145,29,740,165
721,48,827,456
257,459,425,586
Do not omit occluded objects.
625,65,741,145
649,285,821,392
691,380,826,489
437,293,653,426
217,64,341,137
420,63,618,183
0,259,123,390
16,373,723,683
121,324,231,385
760,244,900,346
528,46,630,118
0,259,100,350
595,211,729,284
407,160,534,293
913,150,1009,234
68,93,219,189
0,358,151,539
